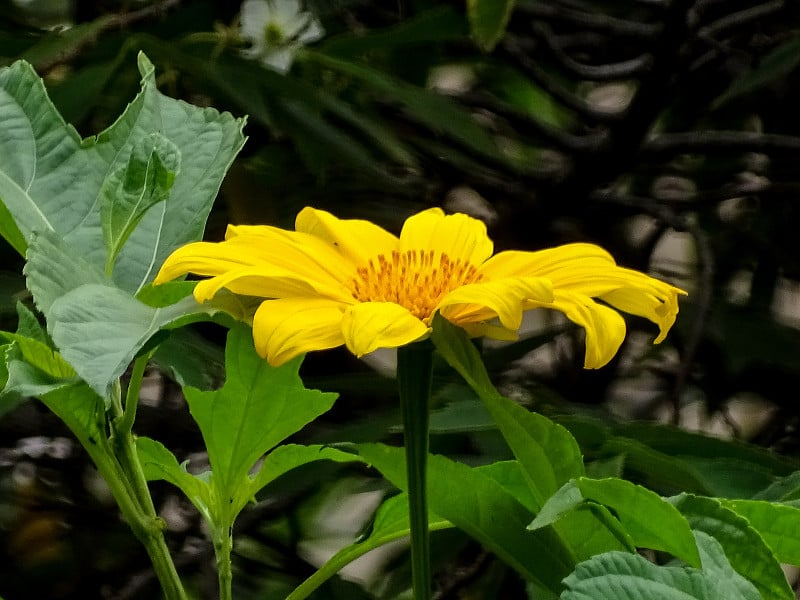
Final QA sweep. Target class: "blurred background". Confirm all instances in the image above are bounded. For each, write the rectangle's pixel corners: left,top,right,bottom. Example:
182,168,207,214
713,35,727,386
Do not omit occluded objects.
2,0,800,597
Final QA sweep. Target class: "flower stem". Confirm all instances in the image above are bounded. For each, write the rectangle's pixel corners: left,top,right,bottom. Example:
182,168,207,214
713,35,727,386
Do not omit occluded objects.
396,341,434,600
213,525,234,600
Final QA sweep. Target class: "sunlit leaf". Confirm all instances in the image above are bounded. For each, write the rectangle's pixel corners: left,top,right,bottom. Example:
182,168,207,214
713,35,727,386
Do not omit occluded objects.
725,498,800,566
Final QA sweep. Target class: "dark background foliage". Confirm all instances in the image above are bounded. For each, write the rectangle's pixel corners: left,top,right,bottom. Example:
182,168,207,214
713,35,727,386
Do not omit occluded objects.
2,0,800,598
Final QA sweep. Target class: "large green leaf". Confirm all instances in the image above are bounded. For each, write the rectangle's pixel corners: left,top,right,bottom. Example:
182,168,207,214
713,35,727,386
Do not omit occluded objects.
467,0,515,51
561,532,760,600
46,282,206,399
184,324,338,503
0,52,246,292
672,494,792,600
356,442,575,593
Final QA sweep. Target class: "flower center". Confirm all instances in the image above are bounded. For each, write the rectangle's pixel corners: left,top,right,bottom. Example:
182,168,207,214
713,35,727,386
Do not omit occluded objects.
350,250,482,320
264,22,285,45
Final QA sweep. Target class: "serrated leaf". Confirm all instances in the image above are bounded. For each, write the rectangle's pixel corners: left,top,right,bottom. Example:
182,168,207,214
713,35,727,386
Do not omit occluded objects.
672,494,792,600
467,0,516,52
101,132,180,274
184,324,338,502
0,52,246,293
561,532,760,600
24,230,108,316
47,282,207,398
356,442,575,593
531,477,701,567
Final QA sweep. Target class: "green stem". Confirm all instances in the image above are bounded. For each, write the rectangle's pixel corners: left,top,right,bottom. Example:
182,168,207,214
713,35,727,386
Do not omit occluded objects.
213,525,234,600
397,341,435,600
108,360,187,600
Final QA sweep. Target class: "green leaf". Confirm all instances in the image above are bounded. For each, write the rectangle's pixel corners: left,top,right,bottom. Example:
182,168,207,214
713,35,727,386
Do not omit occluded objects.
24,230,108,315
184,324,338,502
46,282,206,398
531,477,701,567
307,51,502,163
467,0,516,51
37,382,106,453
725,499,800,566
356,442,575,593
287,492,453,600
136,436,213,519
0,52,246,292
714,37,800,108
101,132,180,275
248,444,361,500
672,494,792,600
561,532,760,600
431,315,583,509
752,471,800,502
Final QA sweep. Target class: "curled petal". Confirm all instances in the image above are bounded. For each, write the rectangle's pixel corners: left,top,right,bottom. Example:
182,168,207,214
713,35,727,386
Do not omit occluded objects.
547,290,628,369
600,272,685,343
400,208,494,267
437,276,553,331
253,298,347,366
296,207,398,265
341,302,429,357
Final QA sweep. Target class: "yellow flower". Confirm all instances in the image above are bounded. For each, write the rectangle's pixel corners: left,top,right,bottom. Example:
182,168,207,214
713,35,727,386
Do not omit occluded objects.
155,207,686,368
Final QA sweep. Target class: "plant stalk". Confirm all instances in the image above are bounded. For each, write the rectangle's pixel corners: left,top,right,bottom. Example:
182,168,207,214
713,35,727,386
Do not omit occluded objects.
397,341,434,600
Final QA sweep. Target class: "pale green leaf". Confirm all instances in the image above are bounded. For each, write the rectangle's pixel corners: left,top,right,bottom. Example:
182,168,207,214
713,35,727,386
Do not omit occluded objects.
47,282,206,398
467,0,515,51
101,132,180,274
561,533,760,600
0,52,246,293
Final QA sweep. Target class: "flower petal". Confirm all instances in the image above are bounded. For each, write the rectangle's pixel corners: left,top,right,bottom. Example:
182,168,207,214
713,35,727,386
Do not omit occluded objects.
437,276,553,331
192,267,353,303
599,272,685,343
156,226,355,301
479,244,615,279
546,290,627,369
341,302,429,357
252,298,346,366
295,207,398,265
400,208,494,266
240,0,272,39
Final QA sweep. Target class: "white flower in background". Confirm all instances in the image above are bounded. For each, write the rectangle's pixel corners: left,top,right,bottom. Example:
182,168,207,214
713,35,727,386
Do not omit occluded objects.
239,0,324,73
